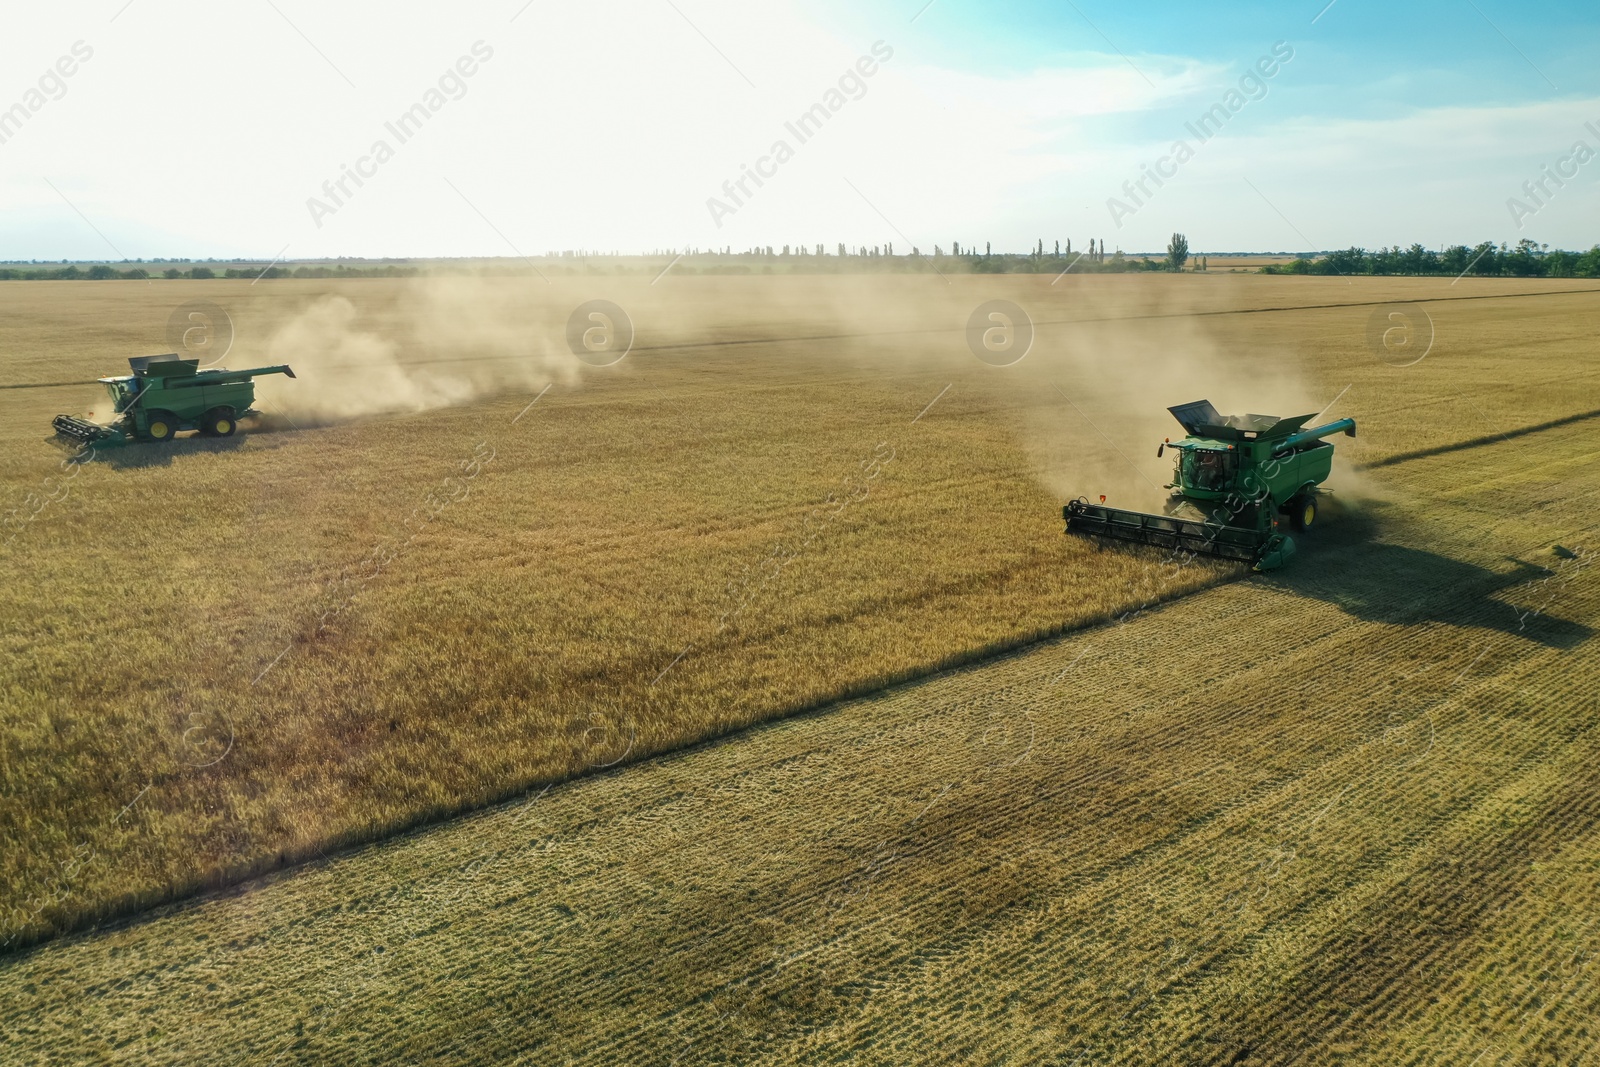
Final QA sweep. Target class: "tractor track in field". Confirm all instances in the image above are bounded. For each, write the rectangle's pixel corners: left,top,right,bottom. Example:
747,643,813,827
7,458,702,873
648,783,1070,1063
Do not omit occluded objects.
4,417,1597,1065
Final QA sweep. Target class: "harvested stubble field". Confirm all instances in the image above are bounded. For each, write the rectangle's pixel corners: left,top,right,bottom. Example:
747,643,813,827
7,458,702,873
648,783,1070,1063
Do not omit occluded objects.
2,274,1598,1063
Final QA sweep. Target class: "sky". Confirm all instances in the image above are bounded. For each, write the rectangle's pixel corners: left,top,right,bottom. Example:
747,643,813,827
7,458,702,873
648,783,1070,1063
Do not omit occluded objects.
1,0,1597,259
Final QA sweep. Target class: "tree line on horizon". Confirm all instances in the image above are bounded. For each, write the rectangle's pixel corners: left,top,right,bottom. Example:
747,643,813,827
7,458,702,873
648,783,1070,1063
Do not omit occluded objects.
0,263,423,281
3,236,1596,280
1260,238,1600,278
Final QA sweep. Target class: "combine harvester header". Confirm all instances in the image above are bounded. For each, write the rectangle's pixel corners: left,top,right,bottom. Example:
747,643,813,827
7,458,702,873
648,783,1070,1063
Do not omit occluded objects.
53,353,295,447
1064,399,1356,571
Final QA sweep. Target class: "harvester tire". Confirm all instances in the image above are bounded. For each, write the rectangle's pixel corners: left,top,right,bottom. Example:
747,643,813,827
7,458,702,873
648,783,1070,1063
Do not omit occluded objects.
202,409,237,438
145,411,178,442
1292,495,1317,531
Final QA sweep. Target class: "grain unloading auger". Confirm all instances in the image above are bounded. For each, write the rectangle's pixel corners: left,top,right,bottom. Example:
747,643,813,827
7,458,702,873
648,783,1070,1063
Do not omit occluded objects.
1064,400,1356,571
53,353,295,447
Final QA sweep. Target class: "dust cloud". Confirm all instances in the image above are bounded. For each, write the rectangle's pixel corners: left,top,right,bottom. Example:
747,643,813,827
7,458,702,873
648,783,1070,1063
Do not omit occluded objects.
599,273,1348,515
249,279,579,423
233,273,1361,520
783,275,1341,514
1016,306,1326,512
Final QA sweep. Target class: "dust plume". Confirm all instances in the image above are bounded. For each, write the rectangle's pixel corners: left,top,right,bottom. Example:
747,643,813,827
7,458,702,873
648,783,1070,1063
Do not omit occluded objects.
1328,450,1393,509
1010,290,1330,512
579,272,1345,514
78,384,114,426
235,273,1363,521
250,279,579,423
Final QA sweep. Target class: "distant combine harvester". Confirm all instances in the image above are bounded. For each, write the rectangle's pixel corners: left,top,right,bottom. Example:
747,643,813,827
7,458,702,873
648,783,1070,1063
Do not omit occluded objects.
53,353,296,447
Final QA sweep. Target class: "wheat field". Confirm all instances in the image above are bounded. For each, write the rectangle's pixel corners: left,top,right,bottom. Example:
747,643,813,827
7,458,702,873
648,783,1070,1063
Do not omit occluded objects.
1,276,1596,1062
0,277,1595,1062
2,271,1254,948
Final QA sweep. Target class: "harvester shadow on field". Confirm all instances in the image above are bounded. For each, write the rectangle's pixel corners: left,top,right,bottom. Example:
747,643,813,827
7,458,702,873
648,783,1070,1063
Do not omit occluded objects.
49,433,249,469
1267,521,1591,650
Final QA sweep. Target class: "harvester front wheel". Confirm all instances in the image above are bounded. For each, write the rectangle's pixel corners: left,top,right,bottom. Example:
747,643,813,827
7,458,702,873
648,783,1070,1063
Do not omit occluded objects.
1291,495,1318,531
145,411,178,442
202,408,237,438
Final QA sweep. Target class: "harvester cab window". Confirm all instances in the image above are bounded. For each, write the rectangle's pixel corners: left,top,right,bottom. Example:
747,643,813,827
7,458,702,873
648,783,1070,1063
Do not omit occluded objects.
1183,448,1233,491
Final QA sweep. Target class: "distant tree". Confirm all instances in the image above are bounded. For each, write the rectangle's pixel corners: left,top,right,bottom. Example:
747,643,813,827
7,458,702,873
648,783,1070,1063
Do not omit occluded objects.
1323,247,1368,275
1166,233,1190,272
1469,241,1498,276
985,241,991,256
1436,245,1469,276
1506,237,1541,277
190,266,215,279
1400,243,1435,275
86,265,117,279
1545,249,1576,277
1054,240,1060,255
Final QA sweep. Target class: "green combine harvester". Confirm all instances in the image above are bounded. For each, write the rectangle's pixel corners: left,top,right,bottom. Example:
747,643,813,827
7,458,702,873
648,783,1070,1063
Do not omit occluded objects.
1064,399,1356,571
53,353,296,446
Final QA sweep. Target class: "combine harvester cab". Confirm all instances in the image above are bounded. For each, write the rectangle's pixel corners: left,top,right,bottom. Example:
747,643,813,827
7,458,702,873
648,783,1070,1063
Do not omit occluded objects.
1064,399,1355,571
53,353,295,447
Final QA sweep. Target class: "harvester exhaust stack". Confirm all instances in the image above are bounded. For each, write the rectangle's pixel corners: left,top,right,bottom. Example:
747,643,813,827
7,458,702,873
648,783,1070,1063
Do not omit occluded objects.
1064,399,1356,571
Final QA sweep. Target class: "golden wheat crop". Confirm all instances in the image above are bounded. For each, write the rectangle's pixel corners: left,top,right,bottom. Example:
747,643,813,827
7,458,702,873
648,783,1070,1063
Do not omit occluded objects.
1,271,1594,965
2,337,1594,1064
